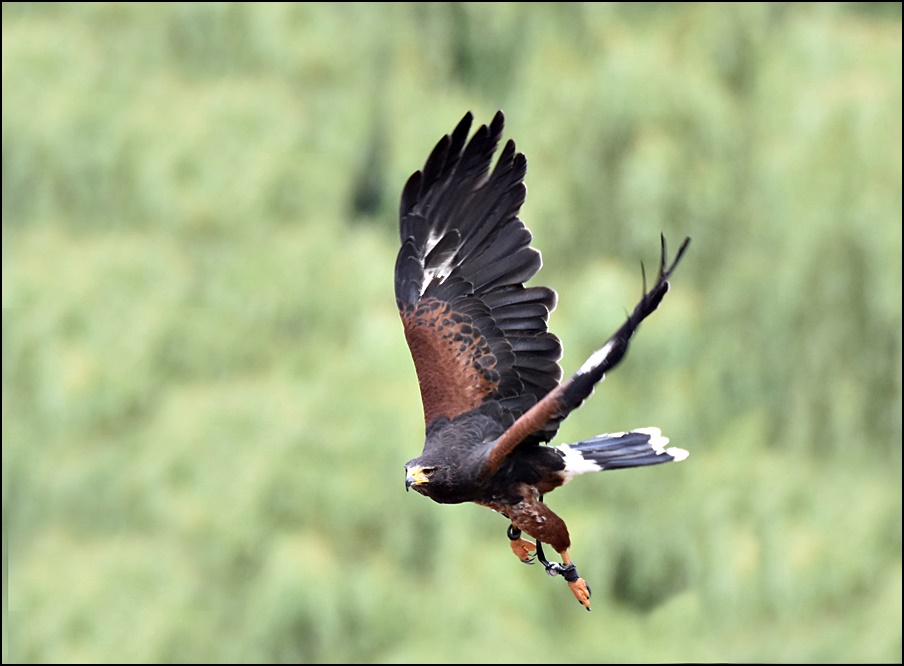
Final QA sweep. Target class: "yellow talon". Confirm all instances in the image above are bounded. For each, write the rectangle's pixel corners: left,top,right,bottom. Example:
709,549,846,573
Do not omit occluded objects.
568,577,592,611
509,537,537,563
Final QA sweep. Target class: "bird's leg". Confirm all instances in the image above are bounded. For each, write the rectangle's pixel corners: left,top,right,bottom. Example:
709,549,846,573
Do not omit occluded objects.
533,496,592,610
492,490,593,610
507,524,536,564
560,550,592,611
536,540,592,610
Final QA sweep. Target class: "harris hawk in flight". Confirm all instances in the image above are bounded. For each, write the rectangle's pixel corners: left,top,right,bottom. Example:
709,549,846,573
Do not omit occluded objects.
396,111,690,610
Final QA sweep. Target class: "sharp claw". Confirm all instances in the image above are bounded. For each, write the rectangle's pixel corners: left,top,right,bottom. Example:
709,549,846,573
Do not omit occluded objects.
568,578,592,611
509,533,537,564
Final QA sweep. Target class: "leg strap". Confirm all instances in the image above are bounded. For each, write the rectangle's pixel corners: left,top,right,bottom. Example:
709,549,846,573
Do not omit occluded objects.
536,540,580,581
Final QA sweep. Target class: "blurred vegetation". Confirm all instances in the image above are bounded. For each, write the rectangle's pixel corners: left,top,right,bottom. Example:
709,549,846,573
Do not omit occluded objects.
3,2,901,663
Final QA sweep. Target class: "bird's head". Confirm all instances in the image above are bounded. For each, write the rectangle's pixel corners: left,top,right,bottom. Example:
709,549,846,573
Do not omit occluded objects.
404,460,438,495
404,455,459,500
404,442,487,504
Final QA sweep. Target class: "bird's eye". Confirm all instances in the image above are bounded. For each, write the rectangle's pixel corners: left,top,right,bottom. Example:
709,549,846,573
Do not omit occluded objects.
423,467,436,477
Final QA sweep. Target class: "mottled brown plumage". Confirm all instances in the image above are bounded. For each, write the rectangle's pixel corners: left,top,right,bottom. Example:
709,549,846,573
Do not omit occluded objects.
400,297,501,424
397,111,690,610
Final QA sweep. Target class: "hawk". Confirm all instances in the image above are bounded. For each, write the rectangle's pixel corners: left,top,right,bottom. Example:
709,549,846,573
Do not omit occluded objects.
396,111,690,610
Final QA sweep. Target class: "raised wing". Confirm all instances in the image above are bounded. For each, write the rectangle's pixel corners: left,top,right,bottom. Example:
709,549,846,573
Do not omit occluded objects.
484,234,692,473
395,111,563,436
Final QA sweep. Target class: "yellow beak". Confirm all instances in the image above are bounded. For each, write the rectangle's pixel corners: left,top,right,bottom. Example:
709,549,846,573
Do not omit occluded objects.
405,466,430,491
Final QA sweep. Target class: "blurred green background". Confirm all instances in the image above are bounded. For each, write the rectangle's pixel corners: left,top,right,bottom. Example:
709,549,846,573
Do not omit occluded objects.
3,2,901,663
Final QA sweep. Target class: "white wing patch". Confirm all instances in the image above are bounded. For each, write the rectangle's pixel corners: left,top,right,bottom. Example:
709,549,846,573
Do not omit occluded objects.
577,340,614,376
420,230,459,296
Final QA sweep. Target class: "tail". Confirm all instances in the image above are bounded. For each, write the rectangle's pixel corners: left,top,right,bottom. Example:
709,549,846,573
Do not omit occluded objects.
555,427,688,483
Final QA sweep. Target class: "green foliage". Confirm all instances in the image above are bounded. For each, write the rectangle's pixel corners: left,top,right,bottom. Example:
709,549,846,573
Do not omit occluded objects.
3,2,901,662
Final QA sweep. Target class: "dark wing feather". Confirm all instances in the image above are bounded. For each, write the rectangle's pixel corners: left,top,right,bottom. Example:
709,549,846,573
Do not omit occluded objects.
395,111,563,437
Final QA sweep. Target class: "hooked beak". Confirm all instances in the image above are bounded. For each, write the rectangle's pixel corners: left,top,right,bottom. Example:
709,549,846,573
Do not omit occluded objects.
405,466,430,492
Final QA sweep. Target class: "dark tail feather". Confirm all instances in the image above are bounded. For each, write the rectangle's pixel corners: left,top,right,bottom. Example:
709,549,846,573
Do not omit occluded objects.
556,428,688,479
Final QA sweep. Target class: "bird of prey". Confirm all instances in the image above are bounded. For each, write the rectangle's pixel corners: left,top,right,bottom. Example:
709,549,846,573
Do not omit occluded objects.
396,111,690,610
